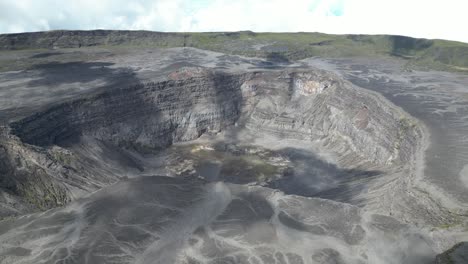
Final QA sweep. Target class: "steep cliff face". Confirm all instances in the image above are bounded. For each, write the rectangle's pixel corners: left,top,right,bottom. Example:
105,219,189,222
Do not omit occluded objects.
0,68,422,217
0,127,70,213
243,71,420,166
11,69,245,149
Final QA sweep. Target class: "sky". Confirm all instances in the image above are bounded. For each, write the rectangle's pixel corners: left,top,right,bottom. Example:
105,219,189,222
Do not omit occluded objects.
1,0,467,43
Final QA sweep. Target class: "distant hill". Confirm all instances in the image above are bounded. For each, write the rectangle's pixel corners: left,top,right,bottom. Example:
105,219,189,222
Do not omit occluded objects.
1,30,468,71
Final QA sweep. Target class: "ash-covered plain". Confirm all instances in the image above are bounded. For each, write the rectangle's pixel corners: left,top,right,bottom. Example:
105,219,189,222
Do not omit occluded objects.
0,32,467,264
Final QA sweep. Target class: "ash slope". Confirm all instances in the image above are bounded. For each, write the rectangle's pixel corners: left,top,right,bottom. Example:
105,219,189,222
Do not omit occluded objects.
0,45,466,263
0,176,435,264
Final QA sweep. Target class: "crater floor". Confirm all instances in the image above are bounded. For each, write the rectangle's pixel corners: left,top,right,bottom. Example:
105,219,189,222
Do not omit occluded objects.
0,47,467,264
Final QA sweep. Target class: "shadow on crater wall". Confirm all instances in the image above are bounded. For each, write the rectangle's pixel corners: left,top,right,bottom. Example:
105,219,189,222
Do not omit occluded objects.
27,61,137,87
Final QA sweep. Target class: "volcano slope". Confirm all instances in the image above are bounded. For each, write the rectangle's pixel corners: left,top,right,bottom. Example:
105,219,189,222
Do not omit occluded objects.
0,33,467,264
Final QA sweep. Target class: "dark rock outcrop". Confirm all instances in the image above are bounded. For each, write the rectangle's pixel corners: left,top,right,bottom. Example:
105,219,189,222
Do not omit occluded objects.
435,242,468,264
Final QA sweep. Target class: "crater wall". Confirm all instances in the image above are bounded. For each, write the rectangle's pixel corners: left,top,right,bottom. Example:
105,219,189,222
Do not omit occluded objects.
0,68,423,216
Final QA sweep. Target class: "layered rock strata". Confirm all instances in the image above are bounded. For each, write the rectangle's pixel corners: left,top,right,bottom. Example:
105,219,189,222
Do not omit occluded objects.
0,68,422,219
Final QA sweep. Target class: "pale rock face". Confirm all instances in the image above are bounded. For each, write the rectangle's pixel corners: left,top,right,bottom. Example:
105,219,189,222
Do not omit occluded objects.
292,72,332,98
167,67,208,80
293,79,329,96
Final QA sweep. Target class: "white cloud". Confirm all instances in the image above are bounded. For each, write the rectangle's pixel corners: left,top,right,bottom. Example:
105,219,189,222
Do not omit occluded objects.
0,0,467,43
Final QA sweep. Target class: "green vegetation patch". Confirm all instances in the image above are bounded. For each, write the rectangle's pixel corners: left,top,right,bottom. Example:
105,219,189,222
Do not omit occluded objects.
2,31,468,72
